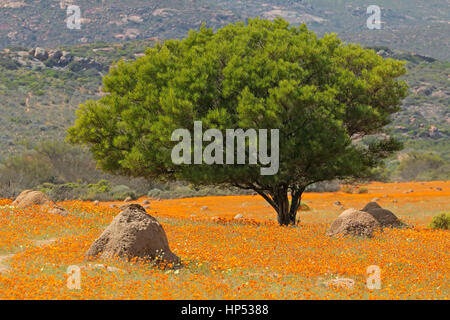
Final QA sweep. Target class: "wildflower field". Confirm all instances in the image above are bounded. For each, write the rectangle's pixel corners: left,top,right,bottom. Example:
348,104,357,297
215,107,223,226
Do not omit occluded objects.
0,181,448,300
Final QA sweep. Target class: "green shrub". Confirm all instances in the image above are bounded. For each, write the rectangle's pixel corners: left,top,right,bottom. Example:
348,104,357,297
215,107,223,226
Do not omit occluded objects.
146,185,253,199
109,184,136,201
38,182,85,201
342,186,354,194
429,213,450,230
147,188,162,198
87,179,111,193
38,180,138,201
305,181,340,192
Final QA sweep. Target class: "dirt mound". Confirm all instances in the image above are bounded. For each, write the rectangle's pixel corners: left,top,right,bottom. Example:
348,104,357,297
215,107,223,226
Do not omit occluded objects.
85,204,180,266
361,202,404,227
12,190,53,208
326,209,381,237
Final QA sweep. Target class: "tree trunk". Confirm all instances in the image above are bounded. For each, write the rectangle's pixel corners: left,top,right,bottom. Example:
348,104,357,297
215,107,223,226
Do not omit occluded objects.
272,188,303,226
275,190,290,225
250,186,304,226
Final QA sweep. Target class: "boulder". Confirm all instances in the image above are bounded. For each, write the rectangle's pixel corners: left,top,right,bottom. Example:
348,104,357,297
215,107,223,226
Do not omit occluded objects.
48,205,69,217
360,202,404,228
85,204,180,265
48,50,62,61
12,190,53,209
33,47,48,61
326,209,381,237
58,51,72,66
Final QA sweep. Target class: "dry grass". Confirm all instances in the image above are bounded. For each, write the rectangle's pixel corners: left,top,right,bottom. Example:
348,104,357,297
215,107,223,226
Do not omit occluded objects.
0,181,448,299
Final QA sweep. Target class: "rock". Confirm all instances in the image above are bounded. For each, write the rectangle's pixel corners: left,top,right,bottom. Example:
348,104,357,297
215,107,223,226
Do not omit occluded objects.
371,197,380,202
436,187,442,191
68,57,105,72
109,204,117,208
92,264,121,272
234,214,243,220
124,196,132,202
143,205,150,209
334,201,342,206
85,204,180,265
142,199,150,205
12,190,53,209
48,50,62,60
48,205,69,217
361,202,404,228
58,51,72,66
429,126,443,139
327,209,381,237
93,200,99,206
33,47,48,61
200,206,209,211
414,86,432,96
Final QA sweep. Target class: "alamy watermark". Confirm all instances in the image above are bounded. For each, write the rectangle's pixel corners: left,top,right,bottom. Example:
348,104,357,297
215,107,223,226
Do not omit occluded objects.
66,5,81,30
171,121,279,176
67,265,81,290
366,265,381,290
367,5,381,30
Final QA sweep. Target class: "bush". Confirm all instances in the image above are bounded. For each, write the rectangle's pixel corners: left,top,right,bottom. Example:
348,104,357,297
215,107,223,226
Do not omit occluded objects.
396,152,449,181
110,184,136,200
147,188,162,198
0,139,151,198
341,186,354,194
429,213,450,230
146,185,254,199
358,187,369,194
39,182,86,201
305,181,340,193
38,180,138,201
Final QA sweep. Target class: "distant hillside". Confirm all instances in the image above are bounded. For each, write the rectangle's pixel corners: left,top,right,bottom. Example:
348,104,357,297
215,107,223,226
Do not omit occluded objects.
0,0,449,60
0,40,448,164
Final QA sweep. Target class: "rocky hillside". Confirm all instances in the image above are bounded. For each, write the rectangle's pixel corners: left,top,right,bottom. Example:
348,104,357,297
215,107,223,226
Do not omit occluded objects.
0,40,448,163
0,40,155,159
0,0,449,60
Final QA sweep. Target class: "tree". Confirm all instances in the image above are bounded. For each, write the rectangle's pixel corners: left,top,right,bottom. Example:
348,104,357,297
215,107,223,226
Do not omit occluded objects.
68,18,408,225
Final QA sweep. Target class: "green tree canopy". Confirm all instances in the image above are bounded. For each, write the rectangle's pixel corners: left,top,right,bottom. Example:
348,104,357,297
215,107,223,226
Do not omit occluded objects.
68,18,408,225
